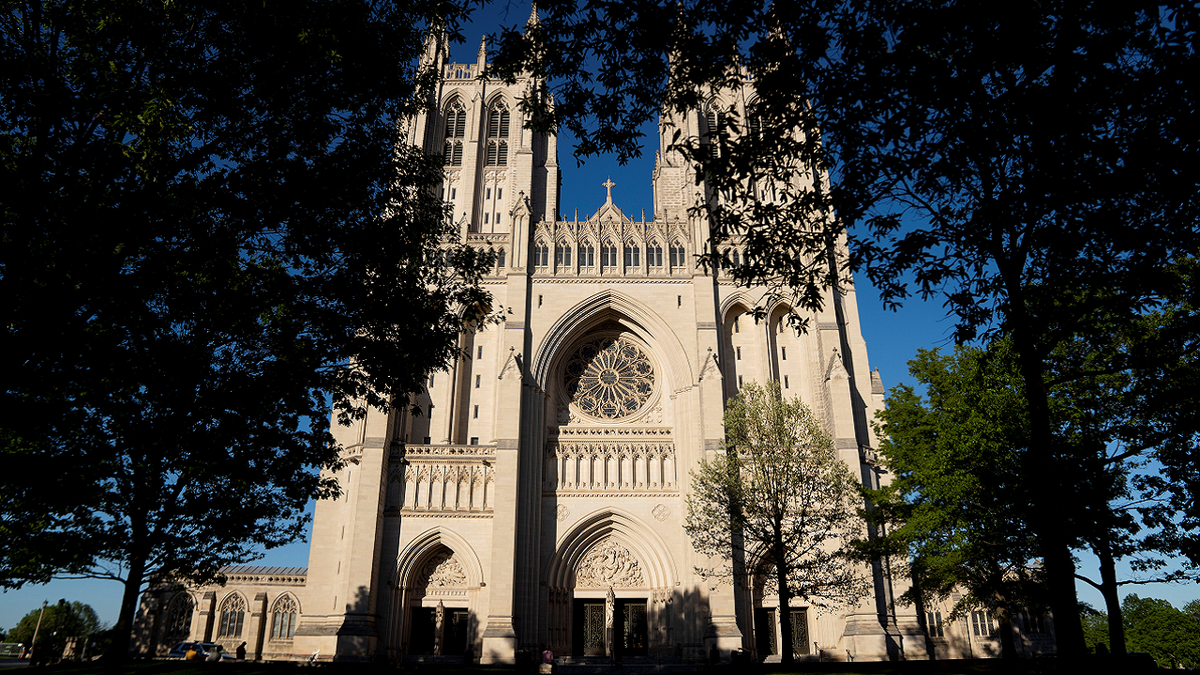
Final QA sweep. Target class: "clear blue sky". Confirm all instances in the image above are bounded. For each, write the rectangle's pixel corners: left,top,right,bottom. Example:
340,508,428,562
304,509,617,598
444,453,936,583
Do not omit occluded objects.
3,1,1195,637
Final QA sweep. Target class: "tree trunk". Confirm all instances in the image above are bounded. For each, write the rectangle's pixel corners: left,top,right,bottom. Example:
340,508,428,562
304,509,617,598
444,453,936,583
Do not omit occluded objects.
995,600,1017,660
103,551,146,662
1010,316,1087,659
775,539,794,666
1097,539,1126,655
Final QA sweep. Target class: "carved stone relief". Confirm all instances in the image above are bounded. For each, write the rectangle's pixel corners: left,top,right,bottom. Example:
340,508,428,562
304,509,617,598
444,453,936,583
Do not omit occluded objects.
575,539,644,588
417,551,468,593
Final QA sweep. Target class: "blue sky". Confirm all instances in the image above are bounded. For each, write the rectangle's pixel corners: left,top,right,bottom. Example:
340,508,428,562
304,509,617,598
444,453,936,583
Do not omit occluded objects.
4,1,1195,637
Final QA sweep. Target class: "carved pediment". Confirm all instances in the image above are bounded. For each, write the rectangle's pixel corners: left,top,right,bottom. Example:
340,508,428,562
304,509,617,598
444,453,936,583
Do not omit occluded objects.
575,538,644,588
416,551,467,594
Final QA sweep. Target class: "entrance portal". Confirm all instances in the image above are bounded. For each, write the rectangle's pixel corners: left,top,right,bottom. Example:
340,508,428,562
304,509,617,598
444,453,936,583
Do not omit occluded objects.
617,600,648,657
571,598,648,658
754,608,777,657
409,608,436,655
573,600,606,656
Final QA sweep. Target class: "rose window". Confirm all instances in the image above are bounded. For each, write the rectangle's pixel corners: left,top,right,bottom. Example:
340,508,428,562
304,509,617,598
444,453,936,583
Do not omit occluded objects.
564,337,655,420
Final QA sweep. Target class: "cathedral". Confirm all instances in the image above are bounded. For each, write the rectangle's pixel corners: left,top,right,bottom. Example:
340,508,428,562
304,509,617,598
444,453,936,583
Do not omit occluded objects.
131,20,1056,665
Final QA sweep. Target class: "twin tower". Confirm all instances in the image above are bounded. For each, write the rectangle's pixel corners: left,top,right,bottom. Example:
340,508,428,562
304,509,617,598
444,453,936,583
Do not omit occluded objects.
133,22,928,664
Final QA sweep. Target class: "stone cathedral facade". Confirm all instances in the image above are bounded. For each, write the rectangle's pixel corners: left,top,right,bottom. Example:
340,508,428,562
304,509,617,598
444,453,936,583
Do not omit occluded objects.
130,24,980,665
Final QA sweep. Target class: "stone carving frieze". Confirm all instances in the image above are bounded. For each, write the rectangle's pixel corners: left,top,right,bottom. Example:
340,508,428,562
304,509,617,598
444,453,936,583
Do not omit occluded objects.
545,441,677,491
575,539,644,588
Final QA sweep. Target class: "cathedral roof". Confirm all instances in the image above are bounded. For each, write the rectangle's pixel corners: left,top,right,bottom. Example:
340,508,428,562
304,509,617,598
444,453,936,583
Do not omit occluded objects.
220,565,308,576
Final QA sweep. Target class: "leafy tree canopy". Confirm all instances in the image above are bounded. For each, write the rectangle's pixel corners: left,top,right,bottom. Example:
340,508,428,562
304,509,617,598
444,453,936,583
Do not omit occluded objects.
488,4,1200,654
7,600,102,646
862,343,1044,659
1122,594,1200,668
685,381,869,664
0,0,487,656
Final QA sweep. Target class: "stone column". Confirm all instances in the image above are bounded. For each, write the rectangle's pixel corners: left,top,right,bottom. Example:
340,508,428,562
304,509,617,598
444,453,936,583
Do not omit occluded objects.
247,593,267,660
197,592,216,642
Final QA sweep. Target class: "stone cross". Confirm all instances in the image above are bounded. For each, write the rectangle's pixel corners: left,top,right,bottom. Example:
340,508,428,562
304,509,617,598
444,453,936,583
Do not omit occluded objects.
603,178,615,203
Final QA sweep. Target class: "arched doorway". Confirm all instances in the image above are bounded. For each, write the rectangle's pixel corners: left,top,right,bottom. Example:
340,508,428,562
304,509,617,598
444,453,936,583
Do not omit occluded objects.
406,549,471,656
391,529,484,661
546,509,678,659
750,562,812,661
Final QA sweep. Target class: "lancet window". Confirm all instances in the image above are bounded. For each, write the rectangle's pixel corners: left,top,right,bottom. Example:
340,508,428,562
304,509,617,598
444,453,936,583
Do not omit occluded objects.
534,239,549,267
669,241,686,269
486,103,510,166
623,241,640,268
703,100,726,160
556,240,572,267
271,595,299,640
163,594,194,642
601,240,618,268
443,99,466,167
217,594,246,638
647,240,663,267
582,242,596,267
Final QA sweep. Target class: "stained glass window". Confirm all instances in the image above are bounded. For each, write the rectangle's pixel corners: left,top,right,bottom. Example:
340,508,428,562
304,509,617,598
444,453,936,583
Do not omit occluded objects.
564,337,654,419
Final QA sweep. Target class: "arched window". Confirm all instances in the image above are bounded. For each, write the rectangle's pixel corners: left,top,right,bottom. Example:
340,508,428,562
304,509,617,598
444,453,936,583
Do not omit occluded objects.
703,101,726,160
497,248,506,269
217,594,246,638
670,241,686,268
748,113,764,158
555,240,572,267
271,595,299,641
647,240,663,267
534,240,549,267
443,99,466,167
582,241,595,267
731,249,741,267
623,241,640,267
163,594,194,642
601,240,618,268
486,103,510,166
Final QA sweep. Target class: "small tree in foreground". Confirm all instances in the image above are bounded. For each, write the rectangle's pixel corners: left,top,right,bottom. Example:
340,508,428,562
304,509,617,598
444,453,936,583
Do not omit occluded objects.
685,381,869,665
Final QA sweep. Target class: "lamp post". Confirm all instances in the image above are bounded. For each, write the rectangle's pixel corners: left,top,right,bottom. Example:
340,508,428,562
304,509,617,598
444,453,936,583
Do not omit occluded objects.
29,600,48,658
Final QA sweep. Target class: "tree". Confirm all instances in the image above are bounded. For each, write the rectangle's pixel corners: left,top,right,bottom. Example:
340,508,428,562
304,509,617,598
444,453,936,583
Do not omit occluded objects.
0,0,489,658
1122,594,1200,668
489,1,1200,656
684,381,869,665
7,600,102,648
868,330,1199,657
861,344,1044,660
1079,606,1110,655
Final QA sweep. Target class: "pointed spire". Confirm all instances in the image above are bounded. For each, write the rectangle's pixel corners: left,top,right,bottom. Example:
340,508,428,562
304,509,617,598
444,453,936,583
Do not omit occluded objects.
527,2,539,28
478,35,487,60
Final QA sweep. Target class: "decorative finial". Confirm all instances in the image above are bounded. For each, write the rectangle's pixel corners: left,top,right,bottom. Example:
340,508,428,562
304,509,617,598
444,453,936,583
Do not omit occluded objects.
603,178,616,204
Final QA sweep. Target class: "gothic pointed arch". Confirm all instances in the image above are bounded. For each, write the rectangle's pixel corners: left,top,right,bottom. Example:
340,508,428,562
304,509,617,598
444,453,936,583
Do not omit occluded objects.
545,507,678,591
396,527,485,591
217,591,248,638
442,95,467,167
269,593,300,640
163,592,195,642
532,289,694,392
